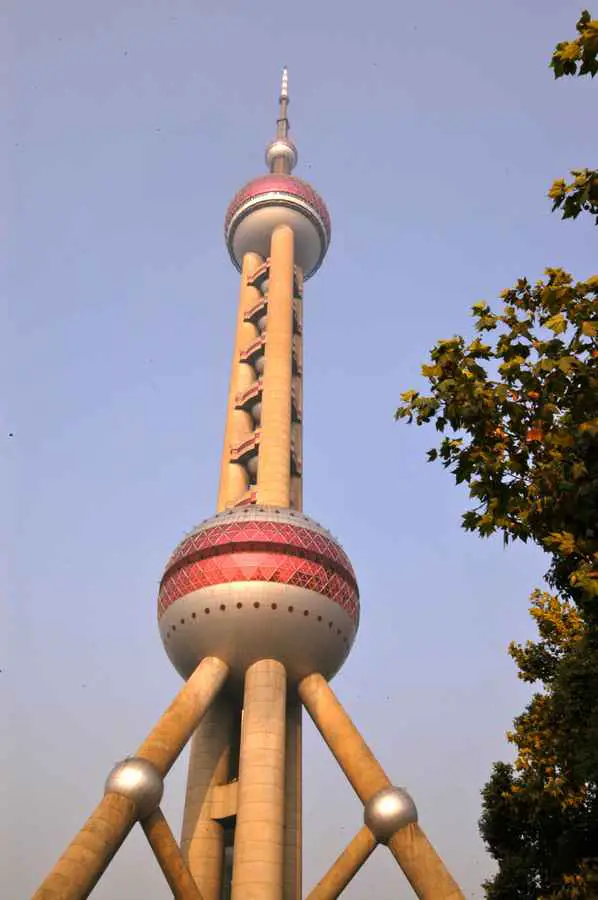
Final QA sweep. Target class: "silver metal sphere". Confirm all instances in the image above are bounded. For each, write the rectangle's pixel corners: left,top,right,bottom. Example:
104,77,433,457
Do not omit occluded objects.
265,138,298,172
364,786,418,843
257,314,268,333
104,757,164,819
260,278,269,297
251,401,262,424
246,454,259,478
254,355,265,375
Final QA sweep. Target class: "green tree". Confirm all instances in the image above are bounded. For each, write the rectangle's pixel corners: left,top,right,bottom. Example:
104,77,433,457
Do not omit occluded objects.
395,12,598,898
479,593,598,898
395,269,598,608
549,11,598,224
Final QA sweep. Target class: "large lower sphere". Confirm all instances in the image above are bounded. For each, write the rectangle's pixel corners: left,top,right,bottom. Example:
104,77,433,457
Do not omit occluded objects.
158,506,359,684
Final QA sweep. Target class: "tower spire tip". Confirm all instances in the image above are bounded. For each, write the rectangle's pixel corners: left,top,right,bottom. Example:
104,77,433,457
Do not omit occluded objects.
265,66,297,173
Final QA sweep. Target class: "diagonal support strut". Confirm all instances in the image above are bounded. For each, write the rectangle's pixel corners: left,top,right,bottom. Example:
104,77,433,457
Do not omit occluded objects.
298,672,464,900
32,657,229,900
141,807,205,900
306,825,378,900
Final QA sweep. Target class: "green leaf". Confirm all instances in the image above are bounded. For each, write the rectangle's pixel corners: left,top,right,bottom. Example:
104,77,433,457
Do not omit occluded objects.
557,356,576,374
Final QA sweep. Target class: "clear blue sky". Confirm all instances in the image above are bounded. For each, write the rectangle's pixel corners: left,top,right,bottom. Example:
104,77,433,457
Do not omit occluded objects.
4,1,596,897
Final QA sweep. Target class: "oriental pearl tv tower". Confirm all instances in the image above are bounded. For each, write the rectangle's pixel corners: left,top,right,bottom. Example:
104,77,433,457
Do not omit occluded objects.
34,72,464,900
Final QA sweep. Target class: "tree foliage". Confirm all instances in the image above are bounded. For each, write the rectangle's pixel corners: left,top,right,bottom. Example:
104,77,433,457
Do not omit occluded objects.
395,269,598,607
480,593,598,898
548,170,598,225
548,11,598,225
395,12,598,898
550,10,598,77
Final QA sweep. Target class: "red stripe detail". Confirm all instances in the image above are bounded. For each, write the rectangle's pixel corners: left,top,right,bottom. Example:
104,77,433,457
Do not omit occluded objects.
158,550,358,624
166,521,355,580
225,174,331,239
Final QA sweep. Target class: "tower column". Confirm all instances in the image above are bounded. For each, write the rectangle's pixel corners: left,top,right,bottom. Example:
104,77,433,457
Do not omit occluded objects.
290,281,304,512
283,700,302,900
181,697,235,900
33,657,229,900
217,251,263,511
231,660,287,900
306,825,377,900
141,808,204,900
299,673,464,899
256,224,294,507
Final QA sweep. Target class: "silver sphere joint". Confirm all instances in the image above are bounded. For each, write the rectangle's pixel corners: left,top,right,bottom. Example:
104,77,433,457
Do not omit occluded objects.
251,401,262,424
246,454,259,478
104,757,164,819
265,138,298,172
364,786,418,843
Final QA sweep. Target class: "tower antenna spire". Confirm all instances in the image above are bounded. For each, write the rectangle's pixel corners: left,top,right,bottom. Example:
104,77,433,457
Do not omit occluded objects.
277,66,289,140
266,66,297,174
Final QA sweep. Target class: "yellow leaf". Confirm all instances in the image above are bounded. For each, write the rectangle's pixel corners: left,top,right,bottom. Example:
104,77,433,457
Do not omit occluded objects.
545,312,567,334
558,40,582,61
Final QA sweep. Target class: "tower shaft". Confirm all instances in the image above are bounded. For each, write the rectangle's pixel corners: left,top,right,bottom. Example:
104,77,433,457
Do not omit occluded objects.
181,697,236,900
217,226,303,512
256,224,296,508
283,701,303,900
217,251,263,511
231,660,287,900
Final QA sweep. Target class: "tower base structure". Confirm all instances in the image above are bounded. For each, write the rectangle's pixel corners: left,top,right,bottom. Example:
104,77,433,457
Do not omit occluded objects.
33,658,464,900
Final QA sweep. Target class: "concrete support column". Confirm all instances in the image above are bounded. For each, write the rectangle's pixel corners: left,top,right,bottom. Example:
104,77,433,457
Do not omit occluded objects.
298,673,388,801
306,826,377,900
217,251,262,511
33,657,229,900
32,793,137,900
387,828,464,900
135,657,230,776
181,697,235,900
290,285,303,512
257,225,294,507
141,808,205,900
298,673,463,900
283,700,302,900
231,660,287,900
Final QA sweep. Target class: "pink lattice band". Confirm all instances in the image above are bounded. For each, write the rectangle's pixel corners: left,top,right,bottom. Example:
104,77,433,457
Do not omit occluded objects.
158,549,358,623
165,520,356,579
225,174,331,240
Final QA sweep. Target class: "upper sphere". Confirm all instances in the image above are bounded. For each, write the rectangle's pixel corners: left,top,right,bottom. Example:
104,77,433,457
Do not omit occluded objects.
225,174,331,279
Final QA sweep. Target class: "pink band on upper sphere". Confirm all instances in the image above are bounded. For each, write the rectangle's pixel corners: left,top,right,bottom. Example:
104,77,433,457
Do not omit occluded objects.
225,173,331,241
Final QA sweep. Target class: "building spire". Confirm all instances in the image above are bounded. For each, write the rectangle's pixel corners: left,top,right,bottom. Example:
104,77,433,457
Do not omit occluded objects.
266,67,297,174
277,66,289,140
